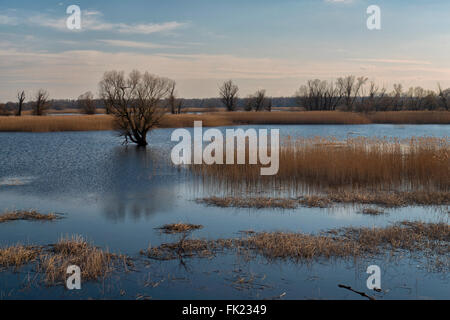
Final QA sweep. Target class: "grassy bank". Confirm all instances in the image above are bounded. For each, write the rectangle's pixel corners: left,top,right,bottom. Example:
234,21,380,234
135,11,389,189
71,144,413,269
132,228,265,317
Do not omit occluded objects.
0,111,448,132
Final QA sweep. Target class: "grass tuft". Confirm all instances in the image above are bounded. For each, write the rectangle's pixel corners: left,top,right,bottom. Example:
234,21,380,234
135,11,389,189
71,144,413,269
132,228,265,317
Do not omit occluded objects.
0,210,61,223
157,223,203,234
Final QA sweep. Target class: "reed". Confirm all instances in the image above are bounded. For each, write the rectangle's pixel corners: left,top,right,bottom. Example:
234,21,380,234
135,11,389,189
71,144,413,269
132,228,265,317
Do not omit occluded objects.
193,136,449,194
0,111,448,132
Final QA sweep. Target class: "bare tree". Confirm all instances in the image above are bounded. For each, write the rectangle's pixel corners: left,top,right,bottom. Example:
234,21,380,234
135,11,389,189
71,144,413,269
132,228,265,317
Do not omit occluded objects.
167,81,183,114
336,75,367,110
390,83,404,111
219,80,239,111
17,91,25,116
33,89,49,116
437,83,449,111
99,70,173,147
246,89,271,111
296,79,343,111
0,103,7,116
78,91,96,114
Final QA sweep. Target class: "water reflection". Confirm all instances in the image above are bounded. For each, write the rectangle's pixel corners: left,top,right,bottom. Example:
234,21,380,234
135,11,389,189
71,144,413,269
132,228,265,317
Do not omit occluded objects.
100,146,180,222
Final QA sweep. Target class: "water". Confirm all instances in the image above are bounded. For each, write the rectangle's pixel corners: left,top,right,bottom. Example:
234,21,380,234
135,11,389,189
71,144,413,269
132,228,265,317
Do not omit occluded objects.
0,124,448,299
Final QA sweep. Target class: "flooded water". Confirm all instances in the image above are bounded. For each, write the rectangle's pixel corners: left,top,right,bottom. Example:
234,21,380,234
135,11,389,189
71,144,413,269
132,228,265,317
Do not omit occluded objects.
0,124,448,299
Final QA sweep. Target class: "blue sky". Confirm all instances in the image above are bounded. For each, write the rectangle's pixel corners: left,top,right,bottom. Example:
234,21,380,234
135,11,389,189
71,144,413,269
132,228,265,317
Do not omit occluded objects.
1,0,450,101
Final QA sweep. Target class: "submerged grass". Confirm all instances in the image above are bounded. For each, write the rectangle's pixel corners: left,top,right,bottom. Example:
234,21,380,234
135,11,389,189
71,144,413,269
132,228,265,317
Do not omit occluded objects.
0,210,61,223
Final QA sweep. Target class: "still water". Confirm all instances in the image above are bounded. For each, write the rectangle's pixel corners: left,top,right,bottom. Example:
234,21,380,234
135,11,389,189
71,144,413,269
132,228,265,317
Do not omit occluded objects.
0,124,448,299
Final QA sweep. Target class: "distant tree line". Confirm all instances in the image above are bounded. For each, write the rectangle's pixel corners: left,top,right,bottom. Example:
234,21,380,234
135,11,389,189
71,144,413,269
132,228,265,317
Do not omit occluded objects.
294,75,450,112
1,75,449,116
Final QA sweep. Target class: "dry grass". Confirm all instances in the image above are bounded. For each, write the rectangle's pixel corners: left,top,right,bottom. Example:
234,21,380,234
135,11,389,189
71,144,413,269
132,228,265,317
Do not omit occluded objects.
0,244,40,270
142,221,449,264
368,111,450,124
40,235,131,284
198,197,298,209
194,136,449,193
326,190,450,207
0,111,448,132
199,191,449,209
142,237,235,261
157,223,203,234
0,235,131,285
0,115,114,132
0,210,61,223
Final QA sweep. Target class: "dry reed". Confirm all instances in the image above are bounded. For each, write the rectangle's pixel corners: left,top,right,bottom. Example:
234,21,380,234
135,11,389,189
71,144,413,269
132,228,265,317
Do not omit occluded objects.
0,244,40,270
0,111,448,132
194,136,449,193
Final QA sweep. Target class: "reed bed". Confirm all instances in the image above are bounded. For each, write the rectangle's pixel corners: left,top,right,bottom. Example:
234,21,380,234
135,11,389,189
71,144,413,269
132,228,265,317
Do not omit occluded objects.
0,210,61,223
193,136,449,194
0,115,114,132
0,111,448,132
368,111,450,124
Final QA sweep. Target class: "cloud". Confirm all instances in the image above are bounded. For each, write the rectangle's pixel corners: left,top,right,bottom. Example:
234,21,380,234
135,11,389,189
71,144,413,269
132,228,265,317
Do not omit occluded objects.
98,39,177,49
1,44,450,101
0,10,185,34
325,0,354,3
348,58,432,65
0,14,19,25
116,21,185,34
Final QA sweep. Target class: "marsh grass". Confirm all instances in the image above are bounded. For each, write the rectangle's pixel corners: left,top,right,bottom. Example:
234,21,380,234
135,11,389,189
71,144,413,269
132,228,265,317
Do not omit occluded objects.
194,136,449,194
0,244,40,270
0,235,131,285
40,235,132,284
0,111,448,132
141,221,449,265
198,197,298,209
0,210,61,223
199,191,449,209
157,223,203,234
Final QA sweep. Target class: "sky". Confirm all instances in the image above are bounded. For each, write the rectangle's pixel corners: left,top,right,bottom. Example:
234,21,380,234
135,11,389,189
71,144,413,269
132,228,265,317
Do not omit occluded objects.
1,0,450,101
